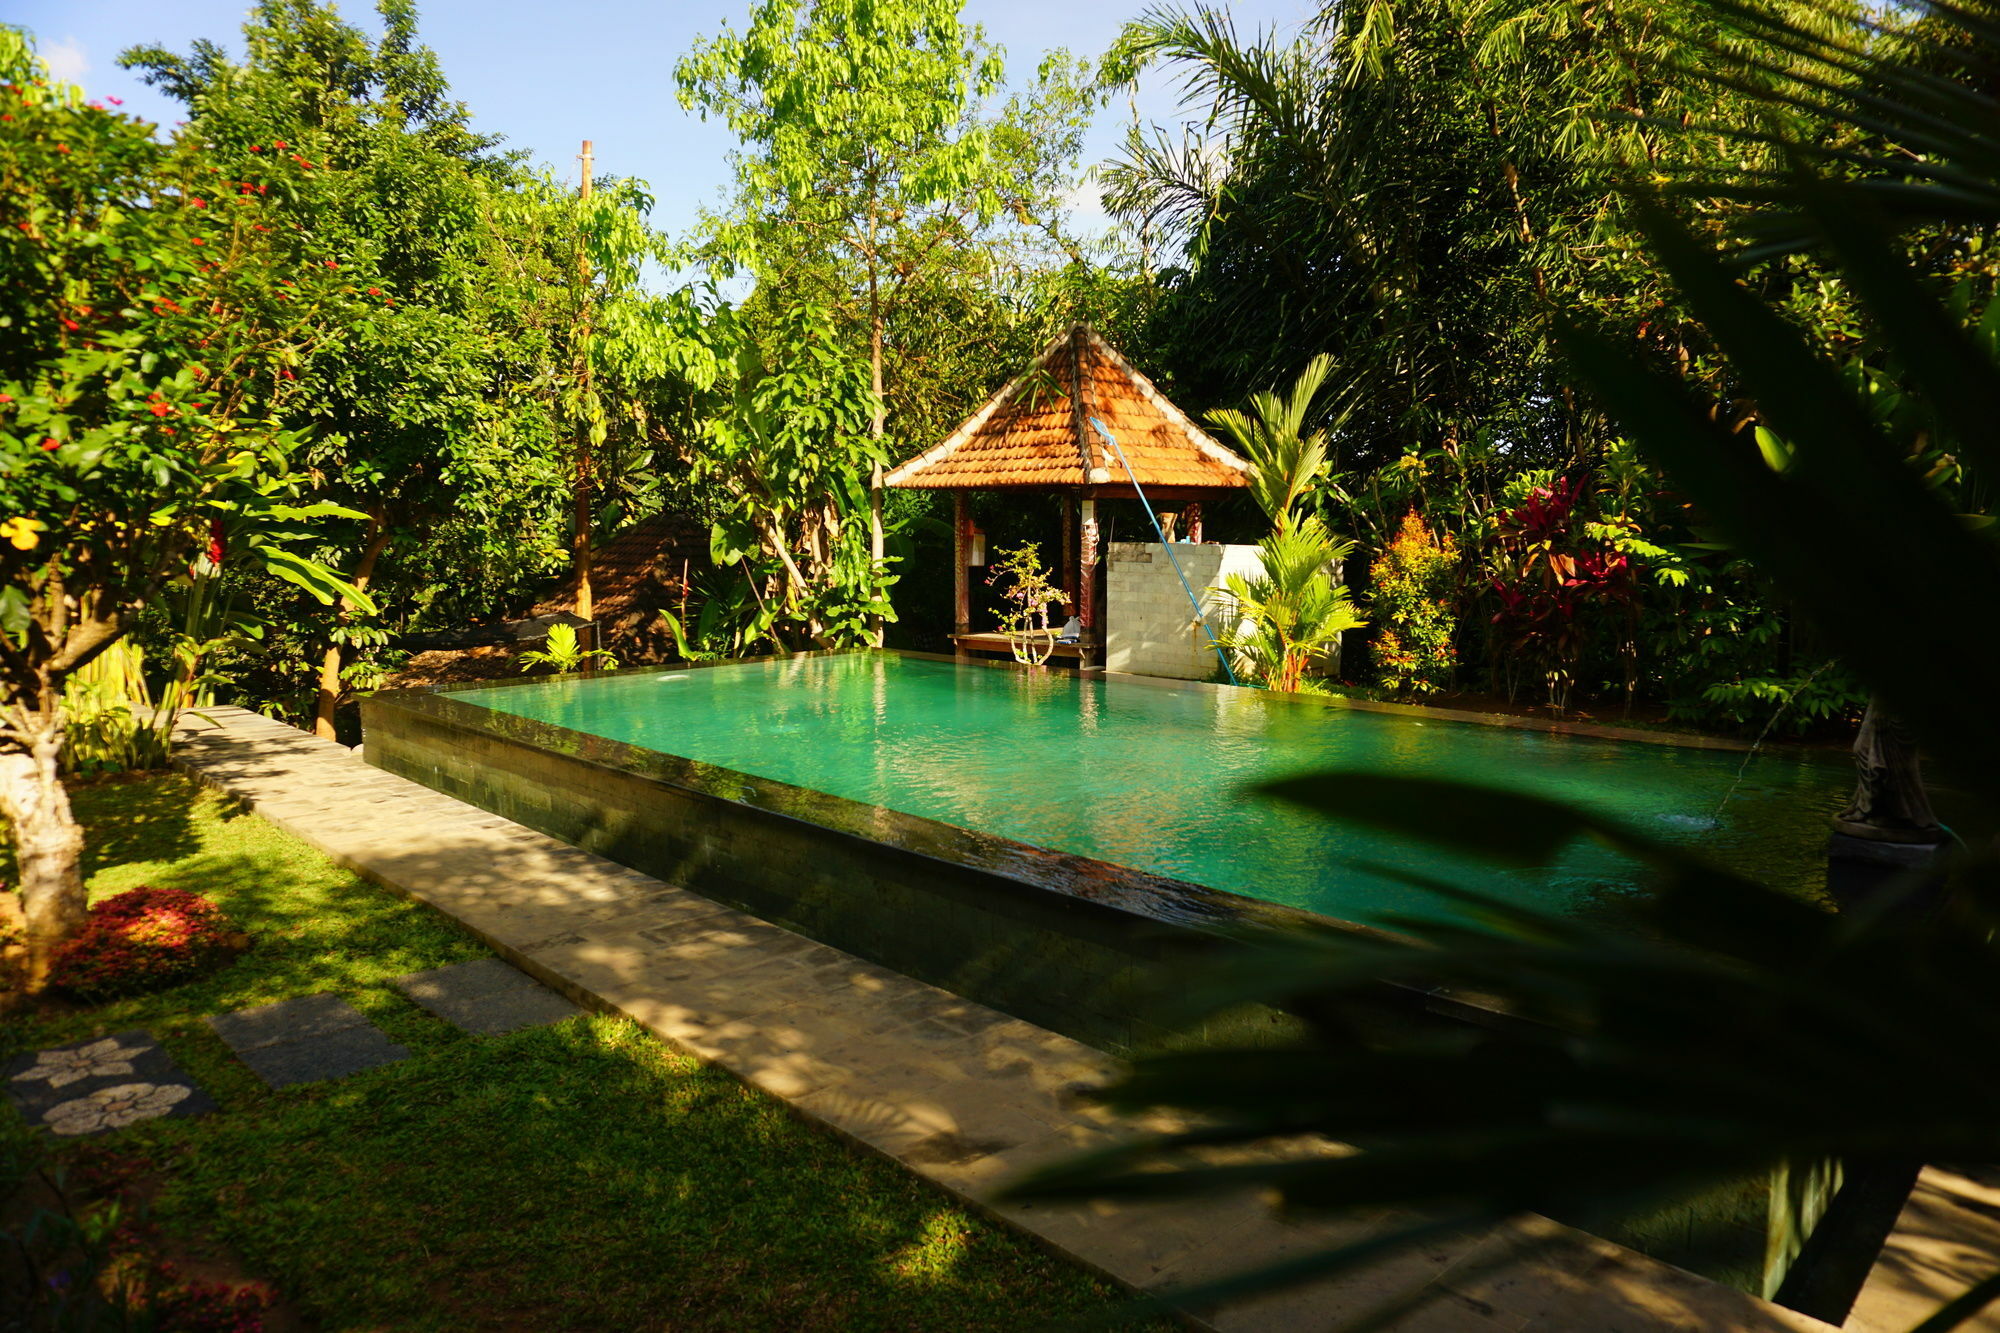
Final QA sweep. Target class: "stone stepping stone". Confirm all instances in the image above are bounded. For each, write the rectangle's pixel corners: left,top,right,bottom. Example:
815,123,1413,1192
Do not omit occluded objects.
5,1031,216,1137
393,958,582,1036
207,994,408,1089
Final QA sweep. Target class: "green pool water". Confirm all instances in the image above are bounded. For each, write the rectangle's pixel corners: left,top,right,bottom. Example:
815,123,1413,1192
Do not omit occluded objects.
447,653,1852,927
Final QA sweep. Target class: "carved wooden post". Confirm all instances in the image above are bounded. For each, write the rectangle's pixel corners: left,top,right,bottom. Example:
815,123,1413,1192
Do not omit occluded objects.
1061,496,1077,604
953,492,971,644
1079,497,1100,669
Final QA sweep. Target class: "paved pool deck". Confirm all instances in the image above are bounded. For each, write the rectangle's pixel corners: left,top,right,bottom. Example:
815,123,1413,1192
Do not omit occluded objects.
174,705,1850,1332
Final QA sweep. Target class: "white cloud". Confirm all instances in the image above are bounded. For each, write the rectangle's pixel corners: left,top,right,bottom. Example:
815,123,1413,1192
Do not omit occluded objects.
41,36,89,86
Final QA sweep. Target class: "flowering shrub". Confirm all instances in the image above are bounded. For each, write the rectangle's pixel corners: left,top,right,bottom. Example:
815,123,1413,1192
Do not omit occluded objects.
47,887,244,1000
1367,511,1458,695
984,543,1067,666
1487,477,1632,714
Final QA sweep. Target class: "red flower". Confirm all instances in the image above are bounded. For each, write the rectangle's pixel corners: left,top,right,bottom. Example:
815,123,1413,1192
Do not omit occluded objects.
367,287,381,296
55,143,69,154
148,401,175,417
249,144,262,152
273,139,288,149
278,367,295,379
61,318,79,331
189,196,207,208
41,437,59,451
0,393,12,403
208,518,225,564
191,237,206,246
322,259,338,269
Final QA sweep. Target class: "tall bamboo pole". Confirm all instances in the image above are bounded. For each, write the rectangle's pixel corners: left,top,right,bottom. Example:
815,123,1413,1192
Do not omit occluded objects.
573,139,596,625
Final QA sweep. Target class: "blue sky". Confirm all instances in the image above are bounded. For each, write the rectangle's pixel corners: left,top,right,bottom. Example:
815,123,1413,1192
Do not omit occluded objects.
14,0,1314,242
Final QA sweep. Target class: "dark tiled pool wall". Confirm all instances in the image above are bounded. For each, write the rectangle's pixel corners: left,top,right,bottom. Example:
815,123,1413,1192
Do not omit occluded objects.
361,693,1296,1053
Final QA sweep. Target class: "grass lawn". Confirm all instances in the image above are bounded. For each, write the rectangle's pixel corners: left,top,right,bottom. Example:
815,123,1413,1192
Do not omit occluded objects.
2,774,1149,1330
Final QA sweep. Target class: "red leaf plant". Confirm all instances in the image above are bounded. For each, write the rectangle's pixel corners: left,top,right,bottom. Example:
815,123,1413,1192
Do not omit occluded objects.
47,887,248,1001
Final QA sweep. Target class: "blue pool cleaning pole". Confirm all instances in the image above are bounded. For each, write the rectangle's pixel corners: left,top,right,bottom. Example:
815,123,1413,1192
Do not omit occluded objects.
1087,416,1241,686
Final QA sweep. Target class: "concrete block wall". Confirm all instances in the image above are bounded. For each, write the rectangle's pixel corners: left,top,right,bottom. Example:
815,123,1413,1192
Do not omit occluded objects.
1105,541,1264,680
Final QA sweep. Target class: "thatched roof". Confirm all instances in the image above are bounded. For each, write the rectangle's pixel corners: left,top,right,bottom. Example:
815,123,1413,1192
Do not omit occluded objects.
883,325,1251,494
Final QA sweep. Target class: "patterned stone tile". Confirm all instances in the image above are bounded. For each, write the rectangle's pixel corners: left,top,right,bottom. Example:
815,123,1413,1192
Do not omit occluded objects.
5,1031,217,1136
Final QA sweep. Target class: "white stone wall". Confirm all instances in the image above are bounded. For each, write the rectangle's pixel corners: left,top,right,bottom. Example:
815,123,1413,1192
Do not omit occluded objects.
1104,541,1266,680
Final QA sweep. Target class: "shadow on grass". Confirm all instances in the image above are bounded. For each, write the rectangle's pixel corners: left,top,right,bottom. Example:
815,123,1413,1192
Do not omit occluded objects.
148,1016,1144,1333
0,770,206,886
4,775,486,1065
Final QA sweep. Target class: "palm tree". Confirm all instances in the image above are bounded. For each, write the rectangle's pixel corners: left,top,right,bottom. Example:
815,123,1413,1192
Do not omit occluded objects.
1204,353,1366,690
1215,516,1365,693
1206,351,1337,532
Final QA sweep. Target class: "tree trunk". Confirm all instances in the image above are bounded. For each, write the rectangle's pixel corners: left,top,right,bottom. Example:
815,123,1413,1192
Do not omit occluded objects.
868,265,886,649
2,692,85,992
312,517,392,741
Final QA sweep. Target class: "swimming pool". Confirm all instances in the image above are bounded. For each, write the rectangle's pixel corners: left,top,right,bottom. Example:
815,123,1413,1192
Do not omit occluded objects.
363,651,1849,1048
441,652,1843,923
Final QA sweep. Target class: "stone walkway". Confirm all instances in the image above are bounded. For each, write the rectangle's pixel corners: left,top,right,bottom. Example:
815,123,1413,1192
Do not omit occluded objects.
394,957,581,1035
176,705,1836,1333
208,993,409,1088
1849,1167,2000,1332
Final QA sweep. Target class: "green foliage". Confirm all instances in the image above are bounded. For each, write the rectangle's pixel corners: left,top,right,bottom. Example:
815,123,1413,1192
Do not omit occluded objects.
698,302,896,650
1100,0,1927,733
1216,517,1366,694
679,0,1129,646
675,0,1004,239
1206,351,1335,532
122,1,713,727
0,32,366,726
59,639,170,776
1204,353,1363,693
516,623,617,674
1367,511,1458,695
1105,0,1869,464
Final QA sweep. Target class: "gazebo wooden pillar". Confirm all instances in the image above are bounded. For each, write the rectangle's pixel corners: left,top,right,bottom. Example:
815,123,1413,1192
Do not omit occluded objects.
882,325,1250,670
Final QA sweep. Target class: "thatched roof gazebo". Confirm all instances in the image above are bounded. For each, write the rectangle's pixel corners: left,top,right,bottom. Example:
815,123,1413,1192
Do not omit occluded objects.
882,325,1251,668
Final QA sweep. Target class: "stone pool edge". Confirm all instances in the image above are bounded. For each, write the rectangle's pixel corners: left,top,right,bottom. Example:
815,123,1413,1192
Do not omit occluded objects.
362,663,1514,1055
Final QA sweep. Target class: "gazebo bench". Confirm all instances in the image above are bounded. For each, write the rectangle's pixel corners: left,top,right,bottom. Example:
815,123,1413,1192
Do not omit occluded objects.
950,632,1084,661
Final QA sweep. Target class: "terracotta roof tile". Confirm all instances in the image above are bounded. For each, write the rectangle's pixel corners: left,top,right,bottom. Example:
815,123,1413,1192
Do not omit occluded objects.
884,326,1250,492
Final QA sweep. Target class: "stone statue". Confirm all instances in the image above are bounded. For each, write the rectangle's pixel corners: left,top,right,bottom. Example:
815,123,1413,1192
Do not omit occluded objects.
1833,699,1943,843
